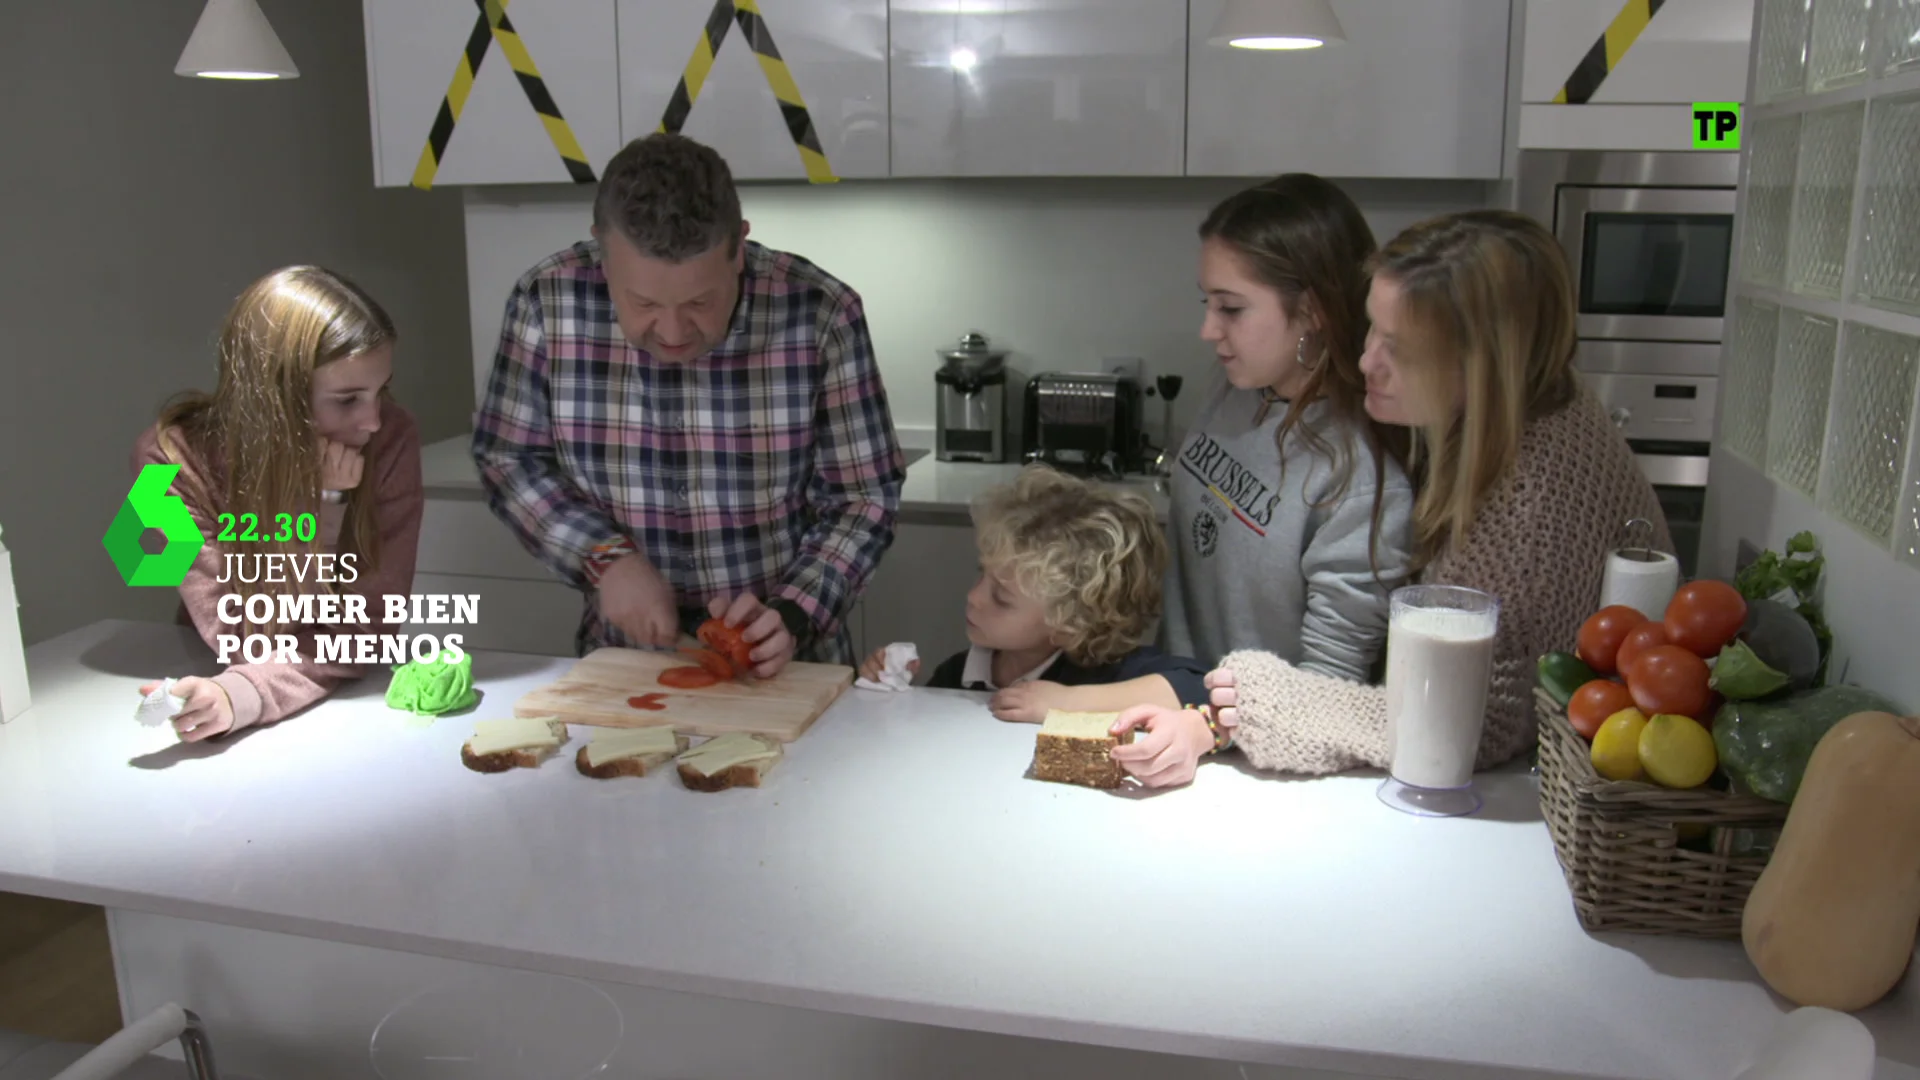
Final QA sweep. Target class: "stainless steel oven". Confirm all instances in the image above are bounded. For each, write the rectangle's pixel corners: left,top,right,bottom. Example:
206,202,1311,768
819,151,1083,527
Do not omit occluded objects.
1574,341,1720,578
1519,150,1741,577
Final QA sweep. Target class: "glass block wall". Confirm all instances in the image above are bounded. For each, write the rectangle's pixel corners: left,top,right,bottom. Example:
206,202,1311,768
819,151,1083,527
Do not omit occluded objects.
1721,0,1920,564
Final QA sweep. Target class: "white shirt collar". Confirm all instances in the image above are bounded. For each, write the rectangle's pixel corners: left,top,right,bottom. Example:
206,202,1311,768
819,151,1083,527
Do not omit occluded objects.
960,646,1063,690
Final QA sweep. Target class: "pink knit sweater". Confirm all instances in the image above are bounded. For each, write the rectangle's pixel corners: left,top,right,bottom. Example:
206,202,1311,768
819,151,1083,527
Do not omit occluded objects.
1221,386,1673,775
129,399,424,733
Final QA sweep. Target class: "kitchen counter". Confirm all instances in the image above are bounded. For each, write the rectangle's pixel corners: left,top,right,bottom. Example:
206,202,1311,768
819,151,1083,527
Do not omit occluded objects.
4,621,1917,1079
424,432,1169,520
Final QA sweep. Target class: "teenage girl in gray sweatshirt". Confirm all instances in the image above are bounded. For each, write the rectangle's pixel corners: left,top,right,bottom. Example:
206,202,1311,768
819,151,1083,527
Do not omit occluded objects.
1160,176,1416,681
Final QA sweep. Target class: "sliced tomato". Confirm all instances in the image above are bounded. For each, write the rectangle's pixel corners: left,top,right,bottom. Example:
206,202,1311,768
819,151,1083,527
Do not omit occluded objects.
679,647,737,680
657,666,721,690
625,693,668,711
697,618,755,676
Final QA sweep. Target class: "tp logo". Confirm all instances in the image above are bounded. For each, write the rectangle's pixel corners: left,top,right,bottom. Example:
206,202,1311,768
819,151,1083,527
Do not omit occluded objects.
1693,102,1741,150
103,464,205,587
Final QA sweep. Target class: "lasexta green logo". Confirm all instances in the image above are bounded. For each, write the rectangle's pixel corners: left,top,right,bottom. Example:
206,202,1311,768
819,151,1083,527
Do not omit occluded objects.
1692,102,1741,149
104,464,205,587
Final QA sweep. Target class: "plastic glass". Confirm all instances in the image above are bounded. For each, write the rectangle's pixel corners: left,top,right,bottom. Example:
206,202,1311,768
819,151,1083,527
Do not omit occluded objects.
370,969,624,1080
1378,584,1500,818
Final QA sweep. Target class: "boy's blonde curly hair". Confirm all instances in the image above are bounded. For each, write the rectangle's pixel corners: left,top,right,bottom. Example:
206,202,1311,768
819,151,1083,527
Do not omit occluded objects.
971,465,1166,667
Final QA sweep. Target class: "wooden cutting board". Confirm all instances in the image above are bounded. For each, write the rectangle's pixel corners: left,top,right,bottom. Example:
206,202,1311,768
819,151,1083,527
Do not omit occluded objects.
512,646,853,742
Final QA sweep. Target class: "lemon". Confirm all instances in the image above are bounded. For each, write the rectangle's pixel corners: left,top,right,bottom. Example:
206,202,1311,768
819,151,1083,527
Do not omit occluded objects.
1638,713,1717,789
1590,707,1649,781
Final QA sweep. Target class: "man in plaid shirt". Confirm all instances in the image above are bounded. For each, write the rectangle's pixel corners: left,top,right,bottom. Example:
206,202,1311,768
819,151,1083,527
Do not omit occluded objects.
472,134,904,672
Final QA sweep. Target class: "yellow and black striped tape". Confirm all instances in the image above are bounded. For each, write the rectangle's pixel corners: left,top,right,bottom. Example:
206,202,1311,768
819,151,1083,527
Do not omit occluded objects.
659,0,837,184
411,0,596,190
1552,0,1666,105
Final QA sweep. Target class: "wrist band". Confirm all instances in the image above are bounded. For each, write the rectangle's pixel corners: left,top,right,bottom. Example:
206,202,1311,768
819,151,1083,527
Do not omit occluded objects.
582,539,639,587
319,489,345,504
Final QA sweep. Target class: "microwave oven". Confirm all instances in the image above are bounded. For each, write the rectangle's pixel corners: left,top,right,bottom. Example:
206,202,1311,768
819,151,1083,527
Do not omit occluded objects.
1523,150,1740,345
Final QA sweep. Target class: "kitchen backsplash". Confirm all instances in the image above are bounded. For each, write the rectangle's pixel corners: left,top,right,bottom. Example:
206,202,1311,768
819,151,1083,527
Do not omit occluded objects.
462,176,1493,438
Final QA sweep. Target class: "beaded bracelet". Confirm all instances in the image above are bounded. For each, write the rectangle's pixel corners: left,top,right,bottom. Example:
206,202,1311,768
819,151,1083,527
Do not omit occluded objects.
1193,705,1233,754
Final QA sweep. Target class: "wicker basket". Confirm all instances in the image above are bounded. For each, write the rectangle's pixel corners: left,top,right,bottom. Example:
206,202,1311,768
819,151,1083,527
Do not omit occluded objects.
1533,687,1791,938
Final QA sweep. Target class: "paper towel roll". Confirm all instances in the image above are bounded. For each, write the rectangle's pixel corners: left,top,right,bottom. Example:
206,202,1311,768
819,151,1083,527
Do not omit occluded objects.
1600,549,1680,620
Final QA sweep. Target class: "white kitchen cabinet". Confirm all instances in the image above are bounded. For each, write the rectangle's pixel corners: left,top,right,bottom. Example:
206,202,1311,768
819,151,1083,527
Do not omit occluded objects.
1520,0,1753,104
617,0,889,181
888,0,1188,177
1185,0,1512,179
857,519,978,680
363,0,623,188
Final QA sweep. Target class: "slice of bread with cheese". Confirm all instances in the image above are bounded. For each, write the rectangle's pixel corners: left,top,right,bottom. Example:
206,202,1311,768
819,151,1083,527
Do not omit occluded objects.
675,732,783,791
461,716,568,773
1031,709,1132,789
575,725,690,779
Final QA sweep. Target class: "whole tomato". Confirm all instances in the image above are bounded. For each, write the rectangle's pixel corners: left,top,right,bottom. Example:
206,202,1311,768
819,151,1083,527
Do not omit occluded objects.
1663,580,1749,658
1576,605,1649,676
1567,679,1636,740
1626,644,1713,720
1615,621,1672,676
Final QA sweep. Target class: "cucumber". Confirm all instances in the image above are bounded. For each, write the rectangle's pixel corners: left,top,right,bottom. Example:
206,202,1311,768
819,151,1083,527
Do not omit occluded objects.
1712,684,1901,803
1536,652,1596,708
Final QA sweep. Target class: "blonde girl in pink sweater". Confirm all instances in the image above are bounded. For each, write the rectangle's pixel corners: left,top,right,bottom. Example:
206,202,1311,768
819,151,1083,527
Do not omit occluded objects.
1111,211,1669,787
131,266,424,742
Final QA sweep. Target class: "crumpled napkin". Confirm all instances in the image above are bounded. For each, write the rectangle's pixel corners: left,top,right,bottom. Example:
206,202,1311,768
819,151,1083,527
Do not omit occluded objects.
385,652,479,716
854,642,919,692
134,679,186,728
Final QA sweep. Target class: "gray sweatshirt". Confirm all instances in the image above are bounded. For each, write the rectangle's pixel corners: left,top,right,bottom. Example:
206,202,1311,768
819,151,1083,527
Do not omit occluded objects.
1160,381,1416,680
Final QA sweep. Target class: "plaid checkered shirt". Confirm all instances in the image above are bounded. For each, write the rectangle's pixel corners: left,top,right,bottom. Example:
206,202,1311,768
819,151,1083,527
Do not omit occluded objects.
472,239,904,663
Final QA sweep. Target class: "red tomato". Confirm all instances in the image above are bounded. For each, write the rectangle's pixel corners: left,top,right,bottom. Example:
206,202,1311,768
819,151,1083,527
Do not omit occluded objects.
1663,580,1749,658
680,648,738,680
1567,679,1636,740
1576,605,1649,675
658,666,721,690
1625,645,1713,720
697,619,755,676
1615,621,1672,679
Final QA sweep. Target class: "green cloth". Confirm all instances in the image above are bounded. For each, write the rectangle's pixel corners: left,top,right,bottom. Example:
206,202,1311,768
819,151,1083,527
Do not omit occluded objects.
385,652,478,716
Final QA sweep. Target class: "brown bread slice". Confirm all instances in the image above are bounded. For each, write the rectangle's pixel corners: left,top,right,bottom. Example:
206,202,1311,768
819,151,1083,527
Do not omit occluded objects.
1032,710,1133,789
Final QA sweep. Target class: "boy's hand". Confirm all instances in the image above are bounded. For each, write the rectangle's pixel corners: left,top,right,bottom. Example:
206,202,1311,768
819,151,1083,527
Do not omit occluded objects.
988,680,1067,724
1108,704,1215,788
858,649,920,684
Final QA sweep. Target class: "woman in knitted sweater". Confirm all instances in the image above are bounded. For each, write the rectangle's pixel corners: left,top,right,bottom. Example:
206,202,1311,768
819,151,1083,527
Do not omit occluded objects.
1110,210,1671,786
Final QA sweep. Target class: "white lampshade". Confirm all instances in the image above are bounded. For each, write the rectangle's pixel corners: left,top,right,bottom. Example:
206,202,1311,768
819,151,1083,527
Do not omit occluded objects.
1208,0,1346,50
175,0,299,79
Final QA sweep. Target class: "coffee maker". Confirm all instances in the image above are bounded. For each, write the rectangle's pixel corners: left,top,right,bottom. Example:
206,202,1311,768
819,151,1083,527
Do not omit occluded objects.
935,332,1009,463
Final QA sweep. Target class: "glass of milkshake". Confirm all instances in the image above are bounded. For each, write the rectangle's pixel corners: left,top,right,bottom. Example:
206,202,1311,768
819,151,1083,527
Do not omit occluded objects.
1377,584,1500,818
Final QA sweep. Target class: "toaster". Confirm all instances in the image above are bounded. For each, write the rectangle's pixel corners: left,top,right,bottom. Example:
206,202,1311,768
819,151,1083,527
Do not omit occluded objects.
1022,372,1147,478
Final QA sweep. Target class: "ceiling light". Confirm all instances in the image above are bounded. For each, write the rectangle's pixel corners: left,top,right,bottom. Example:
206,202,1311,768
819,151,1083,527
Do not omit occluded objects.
1208,0,1346,50
175,0,299,80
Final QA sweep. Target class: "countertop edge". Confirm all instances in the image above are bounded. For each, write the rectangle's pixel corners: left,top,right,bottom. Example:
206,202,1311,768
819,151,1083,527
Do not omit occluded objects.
0,869,1552,1080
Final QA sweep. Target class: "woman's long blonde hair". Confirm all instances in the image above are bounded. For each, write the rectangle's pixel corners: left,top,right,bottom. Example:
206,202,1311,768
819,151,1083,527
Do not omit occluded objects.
1365,210,1579,563
158,267,396,630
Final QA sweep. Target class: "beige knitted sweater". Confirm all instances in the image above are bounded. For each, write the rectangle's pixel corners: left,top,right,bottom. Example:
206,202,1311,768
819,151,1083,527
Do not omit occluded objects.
1221,386,1672,776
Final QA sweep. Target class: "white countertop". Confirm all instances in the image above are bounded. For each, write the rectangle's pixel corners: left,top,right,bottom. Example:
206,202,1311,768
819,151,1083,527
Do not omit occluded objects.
4,621,1916,1080
423,433,1168,519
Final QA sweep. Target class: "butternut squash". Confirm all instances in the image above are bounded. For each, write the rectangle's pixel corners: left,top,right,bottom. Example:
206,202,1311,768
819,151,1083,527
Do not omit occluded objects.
1742,711,1920,1011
